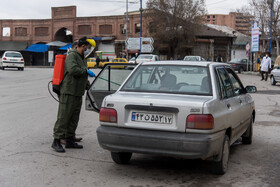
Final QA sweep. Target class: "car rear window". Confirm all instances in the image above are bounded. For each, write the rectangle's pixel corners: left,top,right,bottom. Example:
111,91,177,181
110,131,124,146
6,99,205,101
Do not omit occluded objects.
184,56,199,61
137,55,153,59
121,65,212,95
229,59,242,63
5,53,22,58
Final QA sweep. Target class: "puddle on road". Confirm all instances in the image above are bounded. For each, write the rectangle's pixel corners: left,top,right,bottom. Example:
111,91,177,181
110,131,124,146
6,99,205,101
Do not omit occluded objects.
269,110,280,117
257,90,280,95
255,121,279,126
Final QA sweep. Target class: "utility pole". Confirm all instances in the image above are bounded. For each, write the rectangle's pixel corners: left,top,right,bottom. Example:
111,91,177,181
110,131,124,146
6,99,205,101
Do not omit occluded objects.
140,0,143,54
268,0,274,53
126,0,129,59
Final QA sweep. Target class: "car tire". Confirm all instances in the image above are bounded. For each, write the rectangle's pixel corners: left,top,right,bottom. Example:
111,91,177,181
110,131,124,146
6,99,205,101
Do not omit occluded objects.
242,116,253,144
212,135,230,175
2,67,4,70
238,67,244,73
271,75,276,85
22,67,24,71
111,152,132,164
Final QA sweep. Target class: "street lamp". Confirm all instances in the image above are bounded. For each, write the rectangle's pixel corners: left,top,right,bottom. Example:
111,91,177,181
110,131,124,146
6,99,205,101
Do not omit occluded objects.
126,0,129,59
268,0,274,53
140,0,143,54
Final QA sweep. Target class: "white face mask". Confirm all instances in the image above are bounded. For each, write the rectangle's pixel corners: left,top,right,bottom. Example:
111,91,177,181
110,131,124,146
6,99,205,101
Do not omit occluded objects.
84,46,94,58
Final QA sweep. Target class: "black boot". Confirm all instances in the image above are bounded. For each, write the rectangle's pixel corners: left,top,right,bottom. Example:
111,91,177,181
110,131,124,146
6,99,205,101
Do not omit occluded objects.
65,137,83,149
52,139,65,153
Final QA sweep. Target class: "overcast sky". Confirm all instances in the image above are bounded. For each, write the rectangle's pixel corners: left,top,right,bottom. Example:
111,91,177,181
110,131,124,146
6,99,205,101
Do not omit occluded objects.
0,0,249,19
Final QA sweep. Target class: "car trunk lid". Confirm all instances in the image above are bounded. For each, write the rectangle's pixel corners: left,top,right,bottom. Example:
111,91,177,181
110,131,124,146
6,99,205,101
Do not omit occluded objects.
102,92,212,132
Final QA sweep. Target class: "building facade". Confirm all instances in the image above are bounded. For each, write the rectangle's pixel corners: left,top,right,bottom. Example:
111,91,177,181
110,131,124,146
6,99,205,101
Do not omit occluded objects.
0,6,149,62
205,12,251,36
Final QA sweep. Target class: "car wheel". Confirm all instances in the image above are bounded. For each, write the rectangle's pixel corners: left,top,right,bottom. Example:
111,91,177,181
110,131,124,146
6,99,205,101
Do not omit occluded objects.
2,67,4,70
22,67,24,71
212,135,230,175
242,115,253,144
271,75,276,85
238,67,244,73
111,152,132,164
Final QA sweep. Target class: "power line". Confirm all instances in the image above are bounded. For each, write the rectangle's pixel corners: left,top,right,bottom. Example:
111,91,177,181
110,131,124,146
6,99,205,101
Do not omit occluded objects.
206,0,230,6
89,0,138,4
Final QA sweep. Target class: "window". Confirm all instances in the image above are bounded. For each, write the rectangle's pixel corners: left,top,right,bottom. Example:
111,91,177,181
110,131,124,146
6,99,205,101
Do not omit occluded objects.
217,68,234,98
90,65,135,91
135,23,140,34
212,15,216,18
35,27,48,36
121,65,211,95
226,68,244,96
99,25,112,35
15,27,27,36
78,25,91,35
2,27,10,37
120,24,126,35
207,16,210,18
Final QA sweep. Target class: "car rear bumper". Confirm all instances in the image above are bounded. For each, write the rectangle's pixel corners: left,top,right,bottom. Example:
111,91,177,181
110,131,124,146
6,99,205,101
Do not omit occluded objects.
97,126,225,160
2,62,24,68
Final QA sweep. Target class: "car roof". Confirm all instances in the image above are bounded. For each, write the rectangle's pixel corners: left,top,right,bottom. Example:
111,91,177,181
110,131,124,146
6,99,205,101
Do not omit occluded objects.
141,60,227,67
5,51,21,53
138,54,157,56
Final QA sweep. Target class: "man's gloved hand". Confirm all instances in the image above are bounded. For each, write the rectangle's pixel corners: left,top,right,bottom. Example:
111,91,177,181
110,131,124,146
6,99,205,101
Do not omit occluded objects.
87,70,96,77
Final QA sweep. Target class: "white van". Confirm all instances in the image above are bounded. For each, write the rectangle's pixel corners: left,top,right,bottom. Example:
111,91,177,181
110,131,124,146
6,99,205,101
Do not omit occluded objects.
1,51,25,71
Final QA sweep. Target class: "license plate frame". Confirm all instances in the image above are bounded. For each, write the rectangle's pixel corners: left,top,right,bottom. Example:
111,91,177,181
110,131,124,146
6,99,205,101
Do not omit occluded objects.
131,112,173,124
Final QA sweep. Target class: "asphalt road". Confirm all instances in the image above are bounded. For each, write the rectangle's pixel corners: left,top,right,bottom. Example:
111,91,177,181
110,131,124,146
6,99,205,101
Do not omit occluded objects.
0,68,279,187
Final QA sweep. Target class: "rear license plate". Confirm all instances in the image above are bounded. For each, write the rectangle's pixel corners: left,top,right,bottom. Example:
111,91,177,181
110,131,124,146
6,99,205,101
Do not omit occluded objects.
131,112,173,124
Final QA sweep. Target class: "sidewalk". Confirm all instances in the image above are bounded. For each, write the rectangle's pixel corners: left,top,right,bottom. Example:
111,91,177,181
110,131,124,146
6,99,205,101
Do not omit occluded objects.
242,71,260,76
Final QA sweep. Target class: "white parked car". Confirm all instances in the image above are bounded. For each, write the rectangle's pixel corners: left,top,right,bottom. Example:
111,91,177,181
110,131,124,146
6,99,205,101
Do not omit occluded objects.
1,51,25,71
136,54,159,63
86,61,256,174
184,56,205,61
128,57,136,63
270,66,280,85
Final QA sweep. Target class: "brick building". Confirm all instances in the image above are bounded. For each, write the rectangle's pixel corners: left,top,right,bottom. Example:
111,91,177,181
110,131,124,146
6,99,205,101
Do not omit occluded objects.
204,12,251,36
0,6,149,65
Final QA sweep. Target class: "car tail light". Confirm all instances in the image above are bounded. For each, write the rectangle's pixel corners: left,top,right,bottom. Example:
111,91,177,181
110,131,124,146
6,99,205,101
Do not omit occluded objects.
231,64,236,66
21,58,24,61
3,57,7,60
186,114,214,130
99,108,117,123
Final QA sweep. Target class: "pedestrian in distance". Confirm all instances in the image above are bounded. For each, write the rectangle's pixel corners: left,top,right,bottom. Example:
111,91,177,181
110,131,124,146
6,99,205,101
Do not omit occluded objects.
96,56,100,68
260,52,271,81
52,36,96,153
216,54,223,62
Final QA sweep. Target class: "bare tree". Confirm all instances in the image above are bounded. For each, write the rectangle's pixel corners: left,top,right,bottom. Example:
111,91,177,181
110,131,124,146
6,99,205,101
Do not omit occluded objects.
241,0,280,55
146,0,206,59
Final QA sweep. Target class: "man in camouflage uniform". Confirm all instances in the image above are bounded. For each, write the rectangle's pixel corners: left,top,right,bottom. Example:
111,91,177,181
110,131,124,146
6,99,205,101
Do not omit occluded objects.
52,37,96,153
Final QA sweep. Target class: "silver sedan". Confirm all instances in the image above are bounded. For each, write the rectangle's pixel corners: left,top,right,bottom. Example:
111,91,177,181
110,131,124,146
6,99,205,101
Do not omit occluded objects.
86,61,257,175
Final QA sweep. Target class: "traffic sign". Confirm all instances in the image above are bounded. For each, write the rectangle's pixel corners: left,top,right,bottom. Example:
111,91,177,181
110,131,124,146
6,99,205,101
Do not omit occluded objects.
126,37,154,53
246,43,250,51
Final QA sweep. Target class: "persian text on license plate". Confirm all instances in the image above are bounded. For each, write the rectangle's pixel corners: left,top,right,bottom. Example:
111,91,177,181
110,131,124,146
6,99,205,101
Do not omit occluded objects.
131,112,173,124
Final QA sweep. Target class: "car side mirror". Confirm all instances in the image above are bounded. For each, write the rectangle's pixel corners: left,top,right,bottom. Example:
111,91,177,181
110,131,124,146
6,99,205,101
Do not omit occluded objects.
245,86,257,93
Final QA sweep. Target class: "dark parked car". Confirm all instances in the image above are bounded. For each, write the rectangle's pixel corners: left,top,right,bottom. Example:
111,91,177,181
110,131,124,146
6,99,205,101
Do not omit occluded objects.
227,59,253,73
